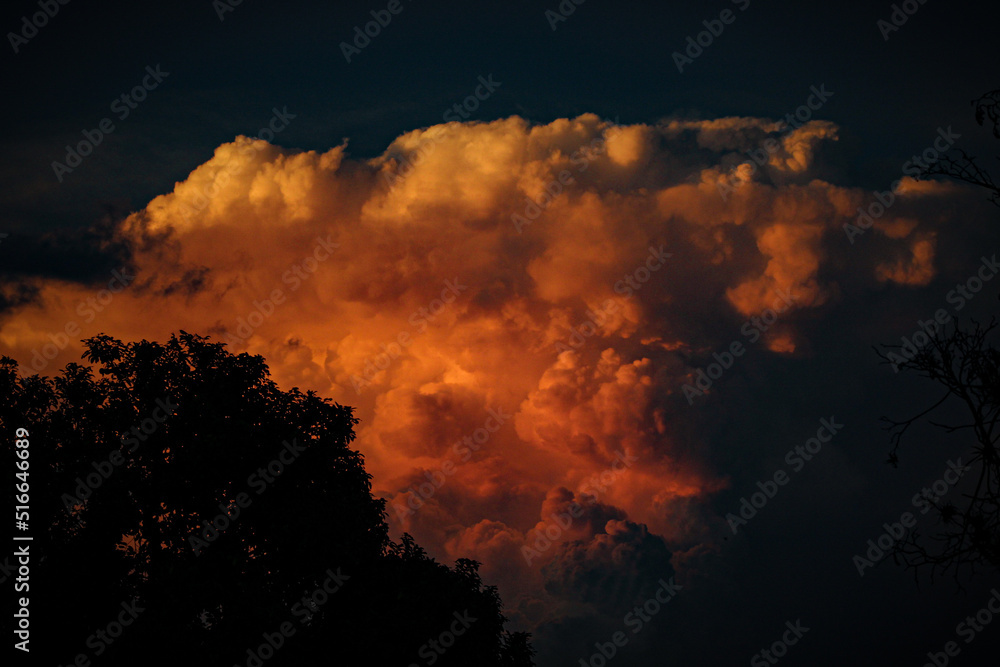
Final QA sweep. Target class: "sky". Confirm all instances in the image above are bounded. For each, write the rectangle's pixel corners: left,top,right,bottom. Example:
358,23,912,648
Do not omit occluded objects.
3,0,1000,664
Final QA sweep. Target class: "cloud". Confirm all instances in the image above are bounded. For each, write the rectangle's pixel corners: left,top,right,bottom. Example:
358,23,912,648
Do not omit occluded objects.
541,518,674,612
0,112,964,632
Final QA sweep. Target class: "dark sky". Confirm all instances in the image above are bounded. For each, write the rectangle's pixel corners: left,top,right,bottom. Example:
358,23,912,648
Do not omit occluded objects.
2,0,998,233
4,1,1000,665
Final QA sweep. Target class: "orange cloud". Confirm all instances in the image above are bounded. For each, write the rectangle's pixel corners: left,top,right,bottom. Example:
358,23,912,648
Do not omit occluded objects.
1,113,958,630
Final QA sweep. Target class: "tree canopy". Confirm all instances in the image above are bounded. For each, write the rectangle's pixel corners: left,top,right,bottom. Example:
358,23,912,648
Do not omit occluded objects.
0,331,534,666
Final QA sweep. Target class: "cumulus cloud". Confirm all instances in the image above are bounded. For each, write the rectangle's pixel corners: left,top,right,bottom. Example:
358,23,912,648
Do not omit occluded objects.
0,112,962,632
541,519,674,611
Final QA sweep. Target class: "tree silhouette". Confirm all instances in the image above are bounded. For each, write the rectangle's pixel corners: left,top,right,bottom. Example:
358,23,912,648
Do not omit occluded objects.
0,332,534,666
877,321,1000,581
876,87,1000,583
917,88,1000,206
